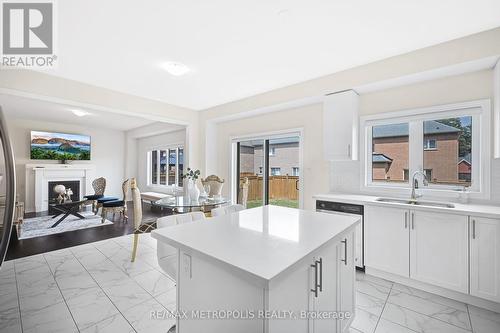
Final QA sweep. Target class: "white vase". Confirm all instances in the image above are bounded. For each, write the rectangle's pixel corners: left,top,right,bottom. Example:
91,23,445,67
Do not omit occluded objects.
188,180,200,201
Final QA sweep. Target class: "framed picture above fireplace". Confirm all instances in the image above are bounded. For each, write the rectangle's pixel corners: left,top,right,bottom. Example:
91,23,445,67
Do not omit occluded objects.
30,131,91,161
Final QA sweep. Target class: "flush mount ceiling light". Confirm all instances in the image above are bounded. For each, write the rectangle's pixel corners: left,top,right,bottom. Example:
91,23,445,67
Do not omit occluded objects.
71,109,90,117
161,61,191,76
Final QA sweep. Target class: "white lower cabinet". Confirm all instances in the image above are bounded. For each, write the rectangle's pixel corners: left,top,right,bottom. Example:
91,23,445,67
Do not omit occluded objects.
470,216,500,302
365,205,409,277
409,210,469,293
365,205,469,293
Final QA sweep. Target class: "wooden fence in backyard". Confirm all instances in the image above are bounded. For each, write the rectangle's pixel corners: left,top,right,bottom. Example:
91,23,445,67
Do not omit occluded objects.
240,174,299,200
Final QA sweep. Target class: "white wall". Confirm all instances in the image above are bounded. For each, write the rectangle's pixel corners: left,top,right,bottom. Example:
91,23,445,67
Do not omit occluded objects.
135,129,186,193
7,117,126,211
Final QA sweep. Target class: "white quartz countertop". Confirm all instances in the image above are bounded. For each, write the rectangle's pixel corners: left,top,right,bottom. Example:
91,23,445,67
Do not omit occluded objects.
151,205,359,282
314,193,500,219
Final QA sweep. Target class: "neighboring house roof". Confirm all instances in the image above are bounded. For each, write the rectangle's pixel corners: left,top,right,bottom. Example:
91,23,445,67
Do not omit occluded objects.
372,120,461,138
372,153,393,163
458,153,472,165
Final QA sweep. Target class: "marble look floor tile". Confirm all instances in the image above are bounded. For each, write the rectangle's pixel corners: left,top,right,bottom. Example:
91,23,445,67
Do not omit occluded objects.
387,289,471,330
468,305,500,333
381,303,471,333
155,285,176,312
73,247,109,268
133,269,176,297
87,259,130,285
66,286,119,330
56,270,100,300
123,298,175,333
101,278,153,312
43,248,75,265
351,307,380,333
0,289,19,313
0,268,17,299
108,250,155,277
22,300,78,333
80,312,135,333
93,240,124,258
49,257,87,280
356,272,394,289
391,283,467,312
16,263,53,289
0,306,22,333
357,291,386,317
356,278,392,302
14,254,47,273
374,319,417,333
19,278,64,313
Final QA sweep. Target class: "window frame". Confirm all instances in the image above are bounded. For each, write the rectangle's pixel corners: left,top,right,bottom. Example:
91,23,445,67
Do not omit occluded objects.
147,145,184,188
360,100,491,199
424,138,437,150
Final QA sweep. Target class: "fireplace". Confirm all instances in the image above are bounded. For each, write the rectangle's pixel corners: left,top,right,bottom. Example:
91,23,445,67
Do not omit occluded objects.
48,180,80,214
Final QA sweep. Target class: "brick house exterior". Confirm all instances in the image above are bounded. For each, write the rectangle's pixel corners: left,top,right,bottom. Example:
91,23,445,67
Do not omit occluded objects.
239,140,299,176
372,121,463,184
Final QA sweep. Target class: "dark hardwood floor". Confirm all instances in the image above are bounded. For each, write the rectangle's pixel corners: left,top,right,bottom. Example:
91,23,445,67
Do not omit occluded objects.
5,202,169,261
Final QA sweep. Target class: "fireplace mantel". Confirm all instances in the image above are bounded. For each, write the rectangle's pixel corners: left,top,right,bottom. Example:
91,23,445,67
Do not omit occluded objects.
25,163,96,213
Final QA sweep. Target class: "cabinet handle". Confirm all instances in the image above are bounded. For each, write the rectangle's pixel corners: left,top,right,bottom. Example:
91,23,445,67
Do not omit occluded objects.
404,212,408,229
311,261,318,298
472,219,476,239
317,258,323,292
347,144,351,158
341,239,348,266
411,212,415,230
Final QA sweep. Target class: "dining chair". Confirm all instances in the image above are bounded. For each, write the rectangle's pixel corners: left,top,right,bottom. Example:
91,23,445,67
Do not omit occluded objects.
83,177,107,212
239,177,249,208
101,179,129,223
130,178,157,262
201,175,224,197
211,204,245,217
155,211,206,280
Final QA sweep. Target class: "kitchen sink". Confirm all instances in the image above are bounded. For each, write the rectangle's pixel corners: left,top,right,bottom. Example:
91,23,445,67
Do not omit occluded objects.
375,197,455,209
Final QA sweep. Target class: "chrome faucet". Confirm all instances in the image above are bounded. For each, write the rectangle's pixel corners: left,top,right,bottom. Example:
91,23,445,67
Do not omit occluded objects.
410,170,428,201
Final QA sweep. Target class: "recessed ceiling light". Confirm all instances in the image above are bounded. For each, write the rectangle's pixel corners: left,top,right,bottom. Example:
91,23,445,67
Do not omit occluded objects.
71,109,90,117
161,61,191,76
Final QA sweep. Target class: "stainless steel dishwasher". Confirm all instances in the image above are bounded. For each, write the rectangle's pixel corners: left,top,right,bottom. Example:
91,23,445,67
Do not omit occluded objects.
316,200,364,270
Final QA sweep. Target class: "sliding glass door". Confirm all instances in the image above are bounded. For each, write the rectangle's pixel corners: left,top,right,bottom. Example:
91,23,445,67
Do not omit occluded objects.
235,135,301,209
236,139,265,208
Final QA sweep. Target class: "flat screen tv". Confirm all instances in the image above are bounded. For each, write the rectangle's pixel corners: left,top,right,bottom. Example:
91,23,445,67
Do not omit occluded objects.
30,131,91,161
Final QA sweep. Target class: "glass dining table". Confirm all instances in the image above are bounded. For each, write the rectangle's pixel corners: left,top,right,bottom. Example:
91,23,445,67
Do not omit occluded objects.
154,195,230,214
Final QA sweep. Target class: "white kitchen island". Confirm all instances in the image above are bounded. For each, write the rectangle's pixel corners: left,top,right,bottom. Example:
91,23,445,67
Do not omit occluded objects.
151,205,360,333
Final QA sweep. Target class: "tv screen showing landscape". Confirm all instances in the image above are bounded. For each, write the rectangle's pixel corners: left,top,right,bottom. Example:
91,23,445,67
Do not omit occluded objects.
30,131,91,160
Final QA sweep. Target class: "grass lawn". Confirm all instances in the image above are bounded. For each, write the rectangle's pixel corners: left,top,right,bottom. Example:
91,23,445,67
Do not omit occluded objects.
246,199,299,209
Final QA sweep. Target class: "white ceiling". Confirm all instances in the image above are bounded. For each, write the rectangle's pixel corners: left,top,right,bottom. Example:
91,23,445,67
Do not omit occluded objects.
45,0,500,110
0,94,160,131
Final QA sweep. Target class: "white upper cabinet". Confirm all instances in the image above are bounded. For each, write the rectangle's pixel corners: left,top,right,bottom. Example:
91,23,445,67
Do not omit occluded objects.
323,89,359,161
470,216,500,303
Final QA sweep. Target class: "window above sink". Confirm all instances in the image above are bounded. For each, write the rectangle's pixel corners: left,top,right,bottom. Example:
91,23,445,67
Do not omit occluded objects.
360,100,492,200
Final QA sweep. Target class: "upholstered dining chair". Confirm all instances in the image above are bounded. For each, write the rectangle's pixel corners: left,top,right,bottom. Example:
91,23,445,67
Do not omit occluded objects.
211,204,245,217
155,212,206,280
130,178,157,262
83,177,106,212
101,179,129,223
239,177,249,208
201,175,224,197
